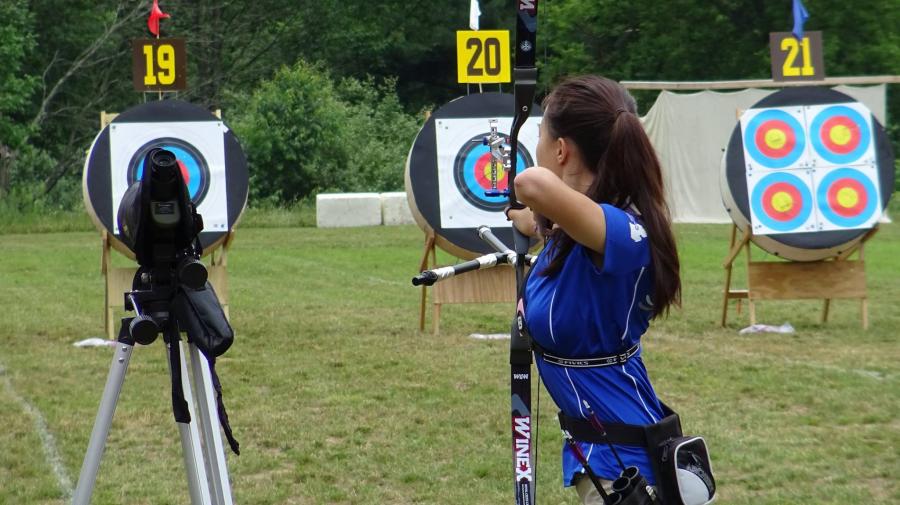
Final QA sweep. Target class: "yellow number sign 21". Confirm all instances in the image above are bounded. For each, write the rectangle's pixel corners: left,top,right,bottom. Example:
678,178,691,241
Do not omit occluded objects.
456,30,511,84
769,31,825,82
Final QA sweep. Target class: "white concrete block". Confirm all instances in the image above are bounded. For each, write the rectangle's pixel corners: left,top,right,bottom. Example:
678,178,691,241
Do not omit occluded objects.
380,192,415,226
316,193,382,228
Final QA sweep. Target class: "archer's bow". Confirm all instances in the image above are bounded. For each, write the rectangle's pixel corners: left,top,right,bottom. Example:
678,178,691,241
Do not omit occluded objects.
509,2,538,505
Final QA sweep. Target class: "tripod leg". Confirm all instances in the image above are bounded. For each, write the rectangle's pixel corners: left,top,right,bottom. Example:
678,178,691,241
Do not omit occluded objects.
72,341,133,505
167,336,213,505
188,343,234,505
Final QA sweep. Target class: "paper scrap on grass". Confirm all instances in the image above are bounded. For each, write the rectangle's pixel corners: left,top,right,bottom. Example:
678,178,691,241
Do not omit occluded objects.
73,338,117,348
738,323,795,335
469,333,510,340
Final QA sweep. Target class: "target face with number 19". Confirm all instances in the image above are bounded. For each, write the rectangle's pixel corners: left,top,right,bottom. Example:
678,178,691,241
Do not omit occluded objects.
83,100,249,257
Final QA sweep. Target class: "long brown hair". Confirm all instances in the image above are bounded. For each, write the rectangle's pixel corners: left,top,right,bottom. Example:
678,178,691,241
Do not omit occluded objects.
537,76,681,317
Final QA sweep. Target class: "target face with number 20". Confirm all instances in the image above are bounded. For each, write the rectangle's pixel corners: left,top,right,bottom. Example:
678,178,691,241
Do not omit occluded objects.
435,116,539,230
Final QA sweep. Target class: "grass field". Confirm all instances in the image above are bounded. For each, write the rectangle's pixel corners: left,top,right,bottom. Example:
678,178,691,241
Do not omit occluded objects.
1,212,898,504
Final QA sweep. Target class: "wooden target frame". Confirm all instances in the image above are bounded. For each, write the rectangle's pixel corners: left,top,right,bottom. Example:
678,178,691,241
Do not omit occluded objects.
720,87,894,328
405,93,540,332
85,104,249,338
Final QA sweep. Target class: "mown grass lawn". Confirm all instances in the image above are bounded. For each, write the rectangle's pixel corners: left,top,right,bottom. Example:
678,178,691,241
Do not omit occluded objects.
0,215,898,504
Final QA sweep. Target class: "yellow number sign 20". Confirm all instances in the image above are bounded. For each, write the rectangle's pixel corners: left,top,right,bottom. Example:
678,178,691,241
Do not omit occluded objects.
456,30,511,84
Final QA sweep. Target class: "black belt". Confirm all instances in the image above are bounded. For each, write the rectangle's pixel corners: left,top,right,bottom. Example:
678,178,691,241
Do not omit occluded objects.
532,341,641,368
558,404,681,448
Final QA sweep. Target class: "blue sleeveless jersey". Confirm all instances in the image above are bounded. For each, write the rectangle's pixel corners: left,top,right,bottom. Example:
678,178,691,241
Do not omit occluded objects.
524,204,664,486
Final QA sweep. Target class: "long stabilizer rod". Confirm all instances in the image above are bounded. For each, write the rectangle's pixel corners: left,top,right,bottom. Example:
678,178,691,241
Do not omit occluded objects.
412,252,536,287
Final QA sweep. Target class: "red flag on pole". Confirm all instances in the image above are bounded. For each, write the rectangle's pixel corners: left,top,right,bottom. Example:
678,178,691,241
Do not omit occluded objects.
148,0,170,37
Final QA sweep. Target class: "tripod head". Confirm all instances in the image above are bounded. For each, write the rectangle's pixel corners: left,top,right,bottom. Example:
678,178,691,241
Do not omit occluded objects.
116,148,208,344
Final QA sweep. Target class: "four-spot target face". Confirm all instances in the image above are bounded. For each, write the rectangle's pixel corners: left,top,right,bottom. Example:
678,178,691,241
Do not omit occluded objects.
742,108,808,169
723,87,894,261
452,133,534,212
738,99,884,236
808,103,875,166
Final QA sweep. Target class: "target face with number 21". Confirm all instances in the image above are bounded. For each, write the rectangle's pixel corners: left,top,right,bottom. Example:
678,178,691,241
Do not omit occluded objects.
741,101,881,234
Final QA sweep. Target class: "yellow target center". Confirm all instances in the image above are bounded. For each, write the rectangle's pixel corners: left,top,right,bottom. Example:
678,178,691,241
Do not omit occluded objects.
836,187,859,208
829,124,853,146
771,191,794,213
482,162,506,182
765,128,787,149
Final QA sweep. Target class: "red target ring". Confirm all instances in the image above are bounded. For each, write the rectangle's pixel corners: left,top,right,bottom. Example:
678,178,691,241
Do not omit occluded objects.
820,116,861,155
754,119,797,159
473,153,508,191
826,177,867,217
761,181,803,221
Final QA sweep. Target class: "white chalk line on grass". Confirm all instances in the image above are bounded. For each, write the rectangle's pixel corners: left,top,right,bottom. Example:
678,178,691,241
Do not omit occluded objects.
0,362,74,499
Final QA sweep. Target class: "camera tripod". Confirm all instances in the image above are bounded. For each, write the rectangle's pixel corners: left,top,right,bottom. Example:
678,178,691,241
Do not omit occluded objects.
72,309,234,504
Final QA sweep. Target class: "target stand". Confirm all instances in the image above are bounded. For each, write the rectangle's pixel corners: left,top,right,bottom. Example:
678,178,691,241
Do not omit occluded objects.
87,103,249,338
416,230,519,334
405,94,540,334
721,224,876,329
720,87,894,329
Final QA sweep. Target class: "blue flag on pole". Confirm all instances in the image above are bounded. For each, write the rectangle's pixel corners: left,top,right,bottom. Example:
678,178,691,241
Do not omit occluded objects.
792,0,810,39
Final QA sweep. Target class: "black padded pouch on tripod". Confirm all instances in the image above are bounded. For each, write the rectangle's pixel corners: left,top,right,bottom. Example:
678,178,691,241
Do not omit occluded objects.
173,281,234,358
173,281,240,455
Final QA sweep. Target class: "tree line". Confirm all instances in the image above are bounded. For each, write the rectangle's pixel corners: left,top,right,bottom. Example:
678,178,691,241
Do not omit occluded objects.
1,0,897,212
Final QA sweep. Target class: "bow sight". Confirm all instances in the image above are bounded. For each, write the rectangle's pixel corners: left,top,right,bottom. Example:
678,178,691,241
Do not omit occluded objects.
481,119,511,197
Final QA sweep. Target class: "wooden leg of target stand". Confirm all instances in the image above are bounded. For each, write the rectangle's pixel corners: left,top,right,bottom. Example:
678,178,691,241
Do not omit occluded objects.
418,232,436,333
432,303,441,336
861,298,869,330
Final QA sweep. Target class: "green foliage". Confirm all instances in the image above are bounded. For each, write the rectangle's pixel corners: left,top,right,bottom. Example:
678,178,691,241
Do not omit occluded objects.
231,63,420,203
336,77,422,192
3,0,899,208
0,0,37,149
230,62,349,202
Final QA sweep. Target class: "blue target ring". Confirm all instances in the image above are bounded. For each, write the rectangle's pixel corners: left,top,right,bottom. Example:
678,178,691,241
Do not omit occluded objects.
816,168,878,228
809,106,872,165
743,109,806,169
127,137,211,204
453,133,533,212
751,171,812,232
